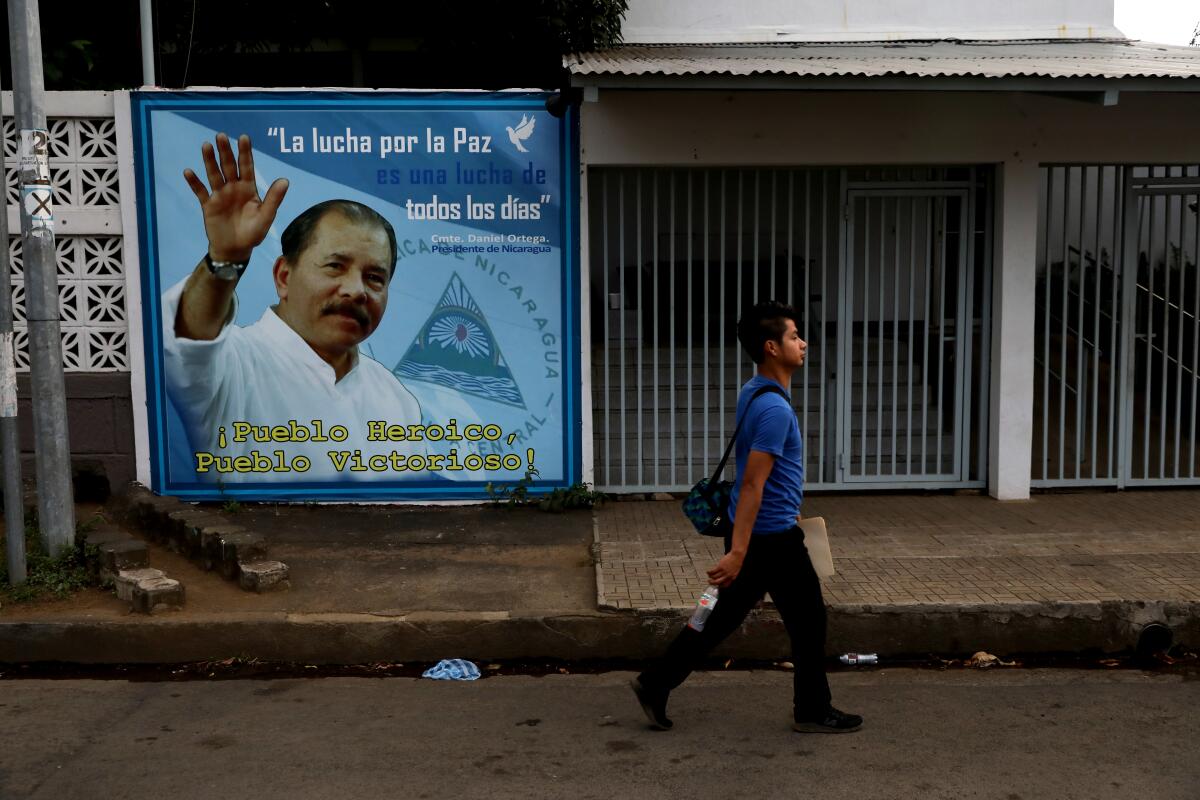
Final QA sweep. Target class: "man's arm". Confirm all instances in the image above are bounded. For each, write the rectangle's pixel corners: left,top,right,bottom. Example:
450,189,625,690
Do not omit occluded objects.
176,132,288,341
707,449,774,587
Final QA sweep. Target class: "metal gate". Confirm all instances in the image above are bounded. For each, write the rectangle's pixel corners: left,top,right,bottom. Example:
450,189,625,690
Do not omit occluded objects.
589,167,992,493
1122,172,1200,485
1034,165,1200,487
840,189,974,484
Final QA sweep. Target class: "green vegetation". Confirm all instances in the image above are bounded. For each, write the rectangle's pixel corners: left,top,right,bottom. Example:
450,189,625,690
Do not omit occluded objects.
486,469,540,507
4,0,630,91
214,479,243,515
0,513,101,604
536,482,607,512
487,470,606,511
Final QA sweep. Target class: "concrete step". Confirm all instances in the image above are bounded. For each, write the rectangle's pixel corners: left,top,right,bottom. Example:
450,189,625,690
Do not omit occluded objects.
113,567,185,614
77,523,148,582
98,539,149,577
238,560,291,593
76,521,187,614
129,575,185,614
112,485,287,594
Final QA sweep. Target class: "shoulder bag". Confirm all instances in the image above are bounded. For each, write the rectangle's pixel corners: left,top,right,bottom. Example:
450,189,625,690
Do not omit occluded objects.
680,384,786,536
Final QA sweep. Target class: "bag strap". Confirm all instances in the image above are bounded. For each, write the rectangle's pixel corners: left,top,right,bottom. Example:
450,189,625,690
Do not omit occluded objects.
708,384,788,484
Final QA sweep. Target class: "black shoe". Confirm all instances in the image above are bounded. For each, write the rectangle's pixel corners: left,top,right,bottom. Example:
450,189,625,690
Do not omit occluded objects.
792,707,863,734
630,678,673,730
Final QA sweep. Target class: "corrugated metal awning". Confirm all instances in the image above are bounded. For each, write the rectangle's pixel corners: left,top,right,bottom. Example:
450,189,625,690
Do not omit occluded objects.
566,39,1200,87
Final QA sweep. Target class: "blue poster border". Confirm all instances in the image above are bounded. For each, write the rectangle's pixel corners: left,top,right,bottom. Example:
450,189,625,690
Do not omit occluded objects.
131,91,581,500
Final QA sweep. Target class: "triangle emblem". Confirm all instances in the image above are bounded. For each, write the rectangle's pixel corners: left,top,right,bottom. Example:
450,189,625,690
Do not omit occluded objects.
394,272,527,410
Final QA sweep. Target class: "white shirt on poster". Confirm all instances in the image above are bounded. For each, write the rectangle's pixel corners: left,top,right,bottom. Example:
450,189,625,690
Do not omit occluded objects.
161,277,423,482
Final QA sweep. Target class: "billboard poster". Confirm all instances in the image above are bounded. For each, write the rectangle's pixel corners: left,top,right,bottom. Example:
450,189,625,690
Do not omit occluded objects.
130,92,579,499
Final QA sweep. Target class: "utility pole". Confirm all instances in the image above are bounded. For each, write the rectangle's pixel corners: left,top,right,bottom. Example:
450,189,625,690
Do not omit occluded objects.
139,0,156,86
1,65,27,584
7,0,75,558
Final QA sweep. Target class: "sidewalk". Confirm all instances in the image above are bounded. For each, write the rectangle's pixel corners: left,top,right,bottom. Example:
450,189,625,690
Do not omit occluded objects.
596,491,1200,655
1,489,1198,664
597,492,1200,607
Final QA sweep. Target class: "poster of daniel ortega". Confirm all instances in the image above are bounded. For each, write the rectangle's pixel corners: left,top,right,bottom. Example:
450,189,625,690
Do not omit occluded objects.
130,91,580,500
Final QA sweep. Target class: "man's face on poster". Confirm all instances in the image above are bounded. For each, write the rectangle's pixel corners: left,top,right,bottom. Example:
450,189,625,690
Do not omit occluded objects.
273,211,392,358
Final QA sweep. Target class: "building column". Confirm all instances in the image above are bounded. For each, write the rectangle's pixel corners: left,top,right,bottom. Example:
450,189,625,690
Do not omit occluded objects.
988,157,1039,499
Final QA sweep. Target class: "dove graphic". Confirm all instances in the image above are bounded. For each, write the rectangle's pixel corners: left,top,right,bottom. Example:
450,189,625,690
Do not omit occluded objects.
506,114,536,153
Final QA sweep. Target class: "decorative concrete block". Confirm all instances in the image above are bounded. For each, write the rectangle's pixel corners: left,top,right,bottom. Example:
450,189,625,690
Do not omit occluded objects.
217,531,267,579
130,576,185,614
199,525,249,571
77,527,132,549
238,560,290,593
131,494,185,542
115,568,165,602
99,539,149,576
167,509,220,559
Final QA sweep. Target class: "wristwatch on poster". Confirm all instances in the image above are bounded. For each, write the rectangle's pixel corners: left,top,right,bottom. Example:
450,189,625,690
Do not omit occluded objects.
205,253,250,281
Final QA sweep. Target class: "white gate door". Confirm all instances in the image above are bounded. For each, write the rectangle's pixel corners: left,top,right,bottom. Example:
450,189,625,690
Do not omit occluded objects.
839,189,973,484
1120,175,1200,485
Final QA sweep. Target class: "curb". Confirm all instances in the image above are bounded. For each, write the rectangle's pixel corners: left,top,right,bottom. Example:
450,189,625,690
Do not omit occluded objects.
3,599,1195,664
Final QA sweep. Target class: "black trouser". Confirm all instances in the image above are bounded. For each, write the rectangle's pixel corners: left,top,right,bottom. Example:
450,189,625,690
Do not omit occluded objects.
637,526,832,721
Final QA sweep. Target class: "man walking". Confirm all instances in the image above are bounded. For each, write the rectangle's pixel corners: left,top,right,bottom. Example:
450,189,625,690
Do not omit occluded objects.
631,301,862,734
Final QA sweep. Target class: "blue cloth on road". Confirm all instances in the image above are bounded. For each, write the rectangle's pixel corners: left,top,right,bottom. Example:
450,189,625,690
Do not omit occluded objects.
422,659,481,681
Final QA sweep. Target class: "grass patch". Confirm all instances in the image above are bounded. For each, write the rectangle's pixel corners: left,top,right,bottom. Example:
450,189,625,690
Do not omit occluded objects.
486,470,607,511
0,512,101,604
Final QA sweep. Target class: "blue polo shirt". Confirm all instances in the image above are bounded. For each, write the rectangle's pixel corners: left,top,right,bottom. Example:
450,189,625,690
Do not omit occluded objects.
727,375,804,533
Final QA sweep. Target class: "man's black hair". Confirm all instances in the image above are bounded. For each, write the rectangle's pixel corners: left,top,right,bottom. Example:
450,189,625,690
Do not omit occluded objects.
737,301,798,364
280,199,398,276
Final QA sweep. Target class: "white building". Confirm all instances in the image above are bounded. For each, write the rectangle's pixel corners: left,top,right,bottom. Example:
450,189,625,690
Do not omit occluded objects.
570,0,1200,499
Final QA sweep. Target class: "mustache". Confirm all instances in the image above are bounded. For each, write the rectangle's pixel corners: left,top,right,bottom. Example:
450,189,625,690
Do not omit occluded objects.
320,301,371,329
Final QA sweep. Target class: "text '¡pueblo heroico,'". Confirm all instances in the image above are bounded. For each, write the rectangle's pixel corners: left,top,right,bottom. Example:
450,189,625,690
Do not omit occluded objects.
193,448,534,475
214,419,517,447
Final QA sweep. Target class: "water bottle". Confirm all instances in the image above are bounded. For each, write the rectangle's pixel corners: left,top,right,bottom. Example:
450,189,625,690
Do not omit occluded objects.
839,653,878,665
687,585,720,632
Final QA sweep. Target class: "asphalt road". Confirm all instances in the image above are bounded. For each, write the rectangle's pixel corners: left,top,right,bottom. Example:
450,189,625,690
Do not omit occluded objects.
2,668,1196,799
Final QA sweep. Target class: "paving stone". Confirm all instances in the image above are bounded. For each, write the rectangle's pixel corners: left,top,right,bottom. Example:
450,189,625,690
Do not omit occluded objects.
199,525,251,571
167,509,221,559
217,531,267,579
76,526,131,549
593,493,1200,613
130,576,185,614
133,494,186,540
114,568,165,602
238,560,290,593
99,539,149,576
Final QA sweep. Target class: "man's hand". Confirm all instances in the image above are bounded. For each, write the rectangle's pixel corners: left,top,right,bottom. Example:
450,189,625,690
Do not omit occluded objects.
183,133,288,263
708,449,774,588
707,550,744,587
175,133,288,342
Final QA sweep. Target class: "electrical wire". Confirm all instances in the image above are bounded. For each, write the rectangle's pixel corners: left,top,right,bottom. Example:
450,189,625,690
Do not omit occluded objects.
181,0,197,87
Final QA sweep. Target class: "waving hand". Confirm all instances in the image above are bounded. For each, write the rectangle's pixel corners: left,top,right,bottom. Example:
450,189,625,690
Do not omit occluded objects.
183,133,289,263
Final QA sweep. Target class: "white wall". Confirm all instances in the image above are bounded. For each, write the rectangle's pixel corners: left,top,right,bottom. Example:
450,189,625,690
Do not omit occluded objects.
621,0,1122,43
579,91,1200,166
579,89,1200,498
